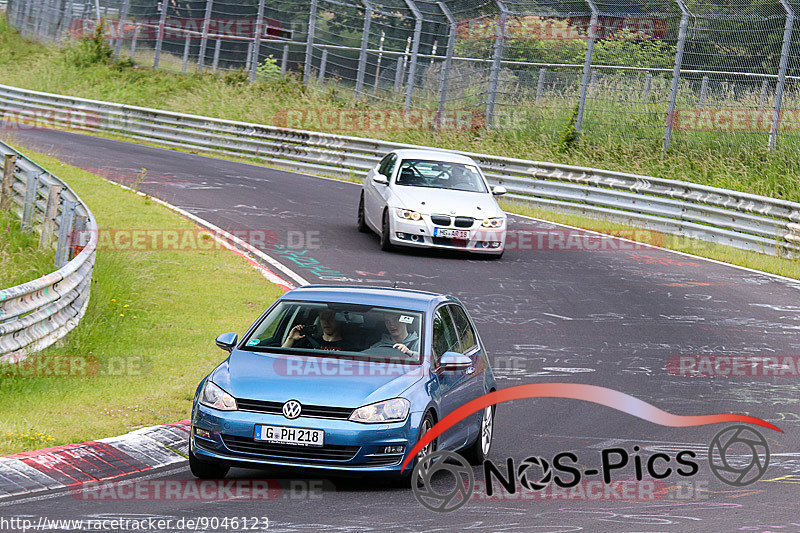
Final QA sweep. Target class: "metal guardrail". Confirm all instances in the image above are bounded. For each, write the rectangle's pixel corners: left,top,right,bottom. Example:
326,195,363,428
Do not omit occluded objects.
0,140,97,360
0,82,798,260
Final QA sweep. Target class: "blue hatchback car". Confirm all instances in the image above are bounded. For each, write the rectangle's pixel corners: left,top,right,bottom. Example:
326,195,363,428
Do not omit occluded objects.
189,285,496,480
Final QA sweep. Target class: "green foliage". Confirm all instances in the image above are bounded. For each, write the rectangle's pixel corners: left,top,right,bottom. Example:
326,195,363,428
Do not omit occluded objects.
558,103,580,153
64,23,114,68
256,55,281,79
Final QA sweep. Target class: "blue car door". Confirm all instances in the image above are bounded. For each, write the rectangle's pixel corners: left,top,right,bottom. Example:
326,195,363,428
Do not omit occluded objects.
448,303,488,445
431,305,474,451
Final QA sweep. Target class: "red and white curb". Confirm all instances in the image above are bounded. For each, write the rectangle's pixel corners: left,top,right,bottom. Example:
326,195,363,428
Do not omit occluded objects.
0,421,189,499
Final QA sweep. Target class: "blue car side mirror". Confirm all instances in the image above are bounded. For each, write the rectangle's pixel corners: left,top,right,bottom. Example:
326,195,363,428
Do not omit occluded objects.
440,351,471,371
215,332,238,352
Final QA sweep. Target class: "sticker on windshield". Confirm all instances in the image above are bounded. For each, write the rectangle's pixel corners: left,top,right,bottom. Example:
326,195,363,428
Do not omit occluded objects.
247,338,260,346
399,315,414,324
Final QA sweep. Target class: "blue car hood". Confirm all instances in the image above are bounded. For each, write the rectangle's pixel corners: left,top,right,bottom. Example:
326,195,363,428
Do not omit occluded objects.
212,349,427,408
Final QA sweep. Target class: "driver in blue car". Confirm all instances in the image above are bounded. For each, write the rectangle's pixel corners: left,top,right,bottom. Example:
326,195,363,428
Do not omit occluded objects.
367,312,419,357
282,309,354,351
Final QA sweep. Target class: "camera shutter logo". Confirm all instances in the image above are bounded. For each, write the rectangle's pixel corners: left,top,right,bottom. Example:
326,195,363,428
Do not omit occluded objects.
708,425,770,486
411,450,474,513
517,456,553,491
282,400,302,420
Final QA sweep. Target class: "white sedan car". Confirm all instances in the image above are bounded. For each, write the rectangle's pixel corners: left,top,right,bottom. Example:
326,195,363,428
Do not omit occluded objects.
357,149,507,257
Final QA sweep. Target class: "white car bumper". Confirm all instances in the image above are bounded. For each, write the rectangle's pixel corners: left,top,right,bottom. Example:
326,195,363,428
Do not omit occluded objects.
389,211,506,254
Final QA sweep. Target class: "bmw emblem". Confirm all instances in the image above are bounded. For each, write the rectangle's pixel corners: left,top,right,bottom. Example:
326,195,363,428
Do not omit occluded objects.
282,400,302,419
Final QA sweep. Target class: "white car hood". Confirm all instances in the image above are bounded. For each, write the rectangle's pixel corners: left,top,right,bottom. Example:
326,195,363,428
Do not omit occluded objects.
392,186,504,219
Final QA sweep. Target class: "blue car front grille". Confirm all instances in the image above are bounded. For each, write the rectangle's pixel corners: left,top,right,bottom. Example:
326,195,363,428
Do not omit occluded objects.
221,435,360,463
236,398,354,420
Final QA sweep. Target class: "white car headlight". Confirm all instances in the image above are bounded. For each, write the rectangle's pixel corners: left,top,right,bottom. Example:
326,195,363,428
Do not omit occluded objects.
349,398,410,423
481,217,504,228
396,208,422,221
199,381,238,411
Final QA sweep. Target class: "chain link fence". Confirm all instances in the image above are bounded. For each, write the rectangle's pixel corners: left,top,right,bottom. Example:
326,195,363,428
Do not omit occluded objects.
5,0,800,150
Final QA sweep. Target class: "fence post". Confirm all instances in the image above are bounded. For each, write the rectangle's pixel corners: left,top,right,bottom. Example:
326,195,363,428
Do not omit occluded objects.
759,79,769,107
486,0,508,128
402,0,423,111
250,0,266,83
182,32,191,72
575,1,598,137
213,38,222,71
39,184,62,250
354,0,373,100
770,0,794,149
318,49,328,80
373,31,385,91
55,199,76,267
20,172,39,233
1,154,16,211
698,76,710,106
303,0,318,85
281,44,289,75
93,0,100,25
153,0,169,68
245,41,254,72
130,23,139,58
536,67,546,102
113,0,129,60
197,0,213,72
436,1,456,129
393,55,405,96
663,0,689,151
642,72,652,100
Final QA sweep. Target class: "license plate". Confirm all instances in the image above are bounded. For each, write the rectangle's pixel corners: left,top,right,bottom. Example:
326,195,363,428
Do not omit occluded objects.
434,228,470,239
254,425,324,447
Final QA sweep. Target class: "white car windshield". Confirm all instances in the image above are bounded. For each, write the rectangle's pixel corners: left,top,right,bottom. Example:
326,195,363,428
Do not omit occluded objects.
394,159,488,193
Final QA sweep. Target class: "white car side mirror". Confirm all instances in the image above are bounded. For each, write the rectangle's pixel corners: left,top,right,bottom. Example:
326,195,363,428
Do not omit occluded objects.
492,185,507,196
373,175,389,185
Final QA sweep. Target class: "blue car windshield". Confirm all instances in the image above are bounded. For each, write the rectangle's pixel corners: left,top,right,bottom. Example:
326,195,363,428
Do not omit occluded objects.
242,301,424,364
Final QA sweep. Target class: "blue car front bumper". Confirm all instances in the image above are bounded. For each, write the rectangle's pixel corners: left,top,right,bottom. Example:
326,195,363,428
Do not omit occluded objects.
191,404,424,474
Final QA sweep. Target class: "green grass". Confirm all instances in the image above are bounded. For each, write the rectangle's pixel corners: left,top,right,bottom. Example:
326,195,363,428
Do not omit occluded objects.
0,147,284,455
0,16,799,203
0,209,55,288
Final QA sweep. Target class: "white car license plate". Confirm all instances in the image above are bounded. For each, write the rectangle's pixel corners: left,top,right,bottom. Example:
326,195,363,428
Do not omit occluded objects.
254,425,324,447
434,228,470,239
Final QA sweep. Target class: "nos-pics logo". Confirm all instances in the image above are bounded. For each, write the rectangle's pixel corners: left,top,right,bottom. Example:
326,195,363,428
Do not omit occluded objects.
412,424,770,513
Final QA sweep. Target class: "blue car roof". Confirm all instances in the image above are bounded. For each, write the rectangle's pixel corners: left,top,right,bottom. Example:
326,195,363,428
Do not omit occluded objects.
280,285,448,312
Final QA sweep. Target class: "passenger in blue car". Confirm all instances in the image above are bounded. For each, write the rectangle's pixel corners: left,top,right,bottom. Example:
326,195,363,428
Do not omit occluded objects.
367,312,419,357
282,309,355,351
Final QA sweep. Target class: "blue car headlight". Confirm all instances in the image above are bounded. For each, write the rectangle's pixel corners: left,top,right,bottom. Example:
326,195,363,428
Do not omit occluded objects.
349,398,410,424
199,381,238,411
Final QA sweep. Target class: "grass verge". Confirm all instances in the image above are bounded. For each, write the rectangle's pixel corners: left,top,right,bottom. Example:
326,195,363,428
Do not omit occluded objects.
0,148,284,455
0,209,55,288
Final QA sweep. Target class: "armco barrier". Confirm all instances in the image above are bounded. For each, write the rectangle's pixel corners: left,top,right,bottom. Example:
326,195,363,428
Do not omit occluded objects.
0,140,97,360
0,83,798,259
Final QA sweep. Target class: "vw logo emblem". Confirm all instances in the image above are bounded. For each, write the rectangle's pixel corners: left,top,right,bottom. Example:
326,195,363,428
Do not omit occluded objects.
282,400,302,419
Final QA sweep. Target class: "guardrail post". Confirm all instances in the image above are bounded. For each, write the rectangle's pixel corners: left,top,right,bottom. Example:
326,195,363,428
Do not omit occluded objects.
435,1,456,129
181,32,191,72
197,0,213,72
699,76,709,106
575,0,598,137
250,0,266,83
153,0,168,68
38,184,62,250
113,0,129,60
354,0,373,100
402,0,422,111
55,199,76,267
1,154,16,210
213,38,222,71
318,49,328,81
20,172,39,233
70,215,87,260
303,0,318,84
663,0,690,151
769,0,794,149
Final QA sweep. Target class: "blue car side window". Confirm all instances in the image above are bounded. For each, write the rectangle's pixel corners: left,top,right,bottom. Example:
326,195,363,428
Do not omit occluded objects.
432,307,460,362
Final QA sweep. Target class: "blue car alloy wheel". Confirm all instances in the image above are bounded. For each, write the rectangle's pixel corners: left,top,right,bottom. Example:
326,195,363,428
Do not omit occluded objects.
190,285,496,481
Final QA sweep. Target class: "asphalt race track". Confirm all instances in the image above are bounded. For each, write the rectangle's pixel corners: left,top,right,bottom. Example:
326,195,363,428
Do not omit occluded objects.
2,128,800,532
